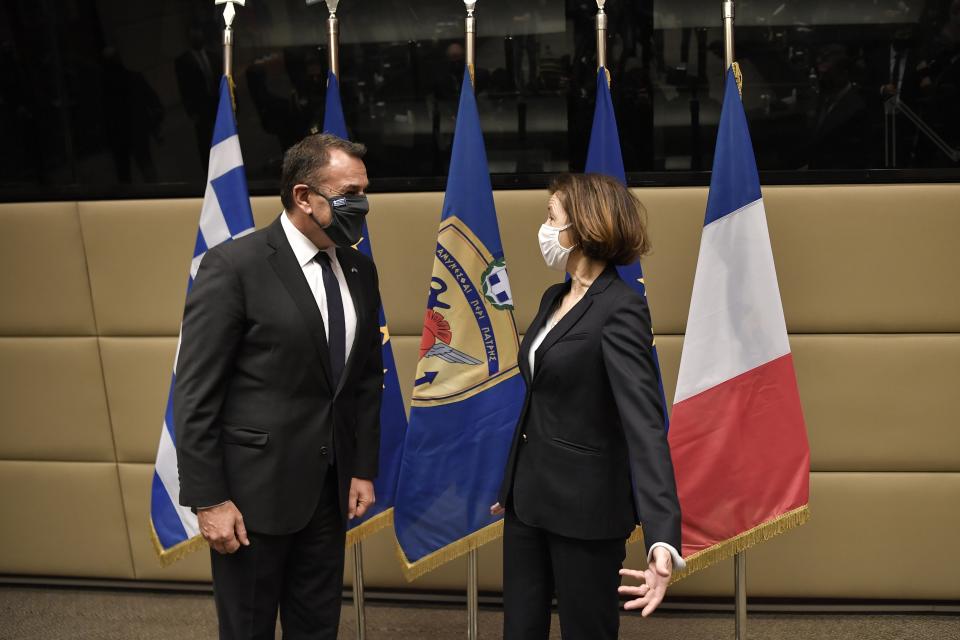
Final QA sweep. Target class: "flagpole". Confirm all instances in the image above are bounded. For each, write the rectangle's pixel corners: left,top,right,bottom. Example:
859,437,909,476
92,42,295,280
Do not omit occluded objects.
722,1,735,71
315,0,366,636
722,4,747,638
595,1,607,72
465,1,477,86
215,0,245,79
461,7,480,637
325,0,340,77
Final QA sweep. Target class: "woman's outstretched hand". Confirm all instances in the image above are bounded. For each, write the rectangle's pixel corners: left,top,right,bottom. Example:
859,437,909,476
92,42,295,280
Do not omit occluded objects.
618,546,672,617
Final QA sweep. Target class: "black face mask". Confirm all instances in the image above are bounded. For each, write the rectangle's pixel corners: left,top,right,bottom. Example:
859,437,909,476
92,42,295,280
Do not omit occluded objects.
310,192,369,247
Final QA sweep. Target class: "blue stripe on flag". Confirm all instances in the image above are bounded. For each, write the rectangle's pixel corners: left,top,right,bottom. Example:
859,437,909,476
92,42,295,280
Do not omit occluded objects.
193,229,208,260
704,69,762,226
151,471,188,548
212,167,255,236
211,76,238,147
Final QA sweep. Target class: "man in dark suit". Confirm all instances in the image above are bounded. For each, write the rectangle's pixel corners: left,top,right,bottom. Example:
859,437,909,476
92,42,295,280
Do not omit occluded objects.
174,133,383,639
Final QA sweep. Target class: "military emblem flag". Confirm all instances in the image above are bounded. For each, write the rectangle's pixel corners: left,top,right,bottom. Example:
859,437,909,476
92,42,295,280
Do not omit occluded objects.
393,70,525,580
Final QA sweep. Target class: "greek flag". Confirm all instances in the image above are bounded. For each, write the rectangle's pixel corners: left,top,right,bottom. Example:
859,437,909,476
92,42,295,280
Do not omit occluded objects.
150,76,255,562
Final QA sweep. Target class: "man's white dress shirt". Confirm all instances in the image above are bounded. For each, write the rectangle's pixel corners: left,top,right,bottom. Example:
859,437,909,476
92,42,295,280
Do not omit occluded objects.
281,212,357,363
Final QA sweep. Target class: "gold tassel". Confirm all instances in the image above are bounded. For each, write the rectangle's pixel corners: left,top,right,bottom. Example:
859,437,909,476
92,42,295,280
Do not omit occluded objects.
150,521,207,567
670,504,810,584
345,509,395,548
732,61,744,97
395,520,505,582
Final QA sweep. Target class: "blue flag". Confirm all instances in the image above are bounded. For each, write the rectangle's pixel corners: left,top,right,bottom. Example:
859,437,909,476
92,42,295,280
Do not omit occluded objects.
322,70,409,544
151,76,255,562
585,67,670,430
394,70,525,579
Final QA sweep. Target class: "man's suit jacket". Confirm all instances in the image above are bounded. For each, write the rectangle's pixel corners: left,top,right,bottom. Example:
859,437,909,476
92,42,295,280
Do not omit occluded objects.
497,266,681,552
174,215,383,535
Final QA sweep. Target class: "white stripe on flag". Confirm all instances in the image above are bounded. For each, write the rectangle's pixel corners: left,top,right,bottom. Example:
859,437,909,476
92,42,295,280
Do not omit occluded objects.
674,199,791,404
199,182,232,248
190,252,207,281
156,424,200,538
206,135,244,182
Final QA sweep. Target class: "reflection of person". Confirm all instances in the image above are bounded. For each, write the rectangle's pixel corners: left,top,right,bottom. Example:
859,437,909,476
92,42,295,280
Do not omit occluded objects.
101,47,163,182
174,134,383,639
175,27,221,166
492,174,684,639
807,45,868,169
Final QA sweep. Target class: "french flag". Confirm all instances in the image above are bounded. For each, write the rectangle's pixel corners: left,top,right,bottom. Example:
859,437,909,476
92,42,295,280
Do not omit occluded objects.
668,69,810,573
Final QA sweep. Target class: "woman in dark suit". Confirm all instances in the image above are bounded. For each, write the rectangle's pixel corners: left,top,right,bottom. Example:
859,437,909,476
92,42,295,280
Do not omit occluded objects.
491,173,684,640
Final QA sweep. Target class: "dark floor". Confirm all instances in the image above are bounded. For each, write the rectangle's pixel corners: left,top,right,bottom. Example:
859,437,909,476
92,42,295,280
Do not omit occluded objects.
1,586,957,640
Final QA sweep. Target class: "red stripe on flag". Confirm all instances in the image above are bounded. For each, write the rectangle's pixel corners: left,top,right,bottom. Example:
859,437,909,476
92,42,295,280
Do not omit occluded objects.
668,354,809,558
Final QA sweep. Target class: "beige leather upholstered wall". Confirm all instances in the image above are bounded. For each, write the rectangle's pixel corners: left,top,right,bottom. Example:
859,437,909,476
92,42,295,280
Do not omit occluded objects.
1,184,958,599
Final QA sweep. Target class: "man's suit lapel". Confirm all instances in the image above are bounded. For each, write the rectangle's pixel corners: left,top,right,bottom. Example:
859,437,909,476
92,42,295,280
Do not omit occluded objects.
335,247,367,396
265,217,334,390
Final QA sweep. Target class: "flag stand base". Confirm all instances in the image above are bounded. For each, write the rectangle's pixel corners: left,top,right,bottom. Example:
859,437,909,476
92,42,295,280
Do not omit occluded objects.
734,551,746,639
353,541,366,640
467,549,479,639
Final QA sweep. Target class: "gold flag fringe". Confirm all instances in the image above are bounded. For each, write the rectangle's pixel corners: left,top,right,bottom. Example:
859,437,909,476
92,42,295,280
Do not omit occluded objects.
345,508,395,548
395,520,504,582
150,520,207,567
670,504,810,584
151,509,398,566
395,520,646,582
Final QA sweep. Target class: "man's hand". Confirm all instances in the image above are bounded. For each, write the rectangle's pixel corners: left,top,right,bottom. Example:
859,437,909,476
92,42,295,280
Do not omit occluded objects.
618,546,673,617
197,500,249,554
490,502,505,516
349,478,375,520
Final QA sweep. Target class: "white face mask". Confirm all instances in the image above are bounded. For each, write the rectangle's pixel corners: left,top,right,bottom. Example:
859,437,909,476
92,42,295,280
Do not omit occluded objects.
538,223,575,271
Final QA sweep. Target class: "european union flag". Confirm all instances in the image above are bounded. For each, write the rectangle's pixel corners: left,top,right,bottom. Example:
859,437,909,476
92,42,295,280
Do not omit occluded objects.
394,70,525,579
322,70,409,544
585,67,670,430
151,76,255,562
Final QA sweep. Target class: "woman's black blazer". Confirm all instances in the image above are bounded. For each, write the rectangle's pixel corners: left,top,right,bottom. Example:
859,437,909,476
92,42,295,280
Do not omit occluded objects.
498,266,682,551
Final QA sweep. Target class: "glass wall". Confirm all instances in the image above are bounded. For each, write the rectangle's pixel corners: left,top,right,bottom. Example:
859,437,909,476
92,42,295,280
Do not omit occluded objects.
2,0,958,200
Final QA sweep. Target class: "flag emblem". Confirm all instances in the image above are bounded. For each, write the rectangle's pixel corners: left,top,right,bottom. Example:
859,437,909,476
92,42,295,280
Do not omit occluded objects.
481,258,514,311
411,216,520,408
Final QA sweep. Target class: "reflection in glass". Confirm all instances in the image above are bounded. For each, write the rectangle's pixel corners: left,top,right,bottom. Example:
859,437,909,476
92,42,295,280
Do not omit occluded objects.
0,0,957,198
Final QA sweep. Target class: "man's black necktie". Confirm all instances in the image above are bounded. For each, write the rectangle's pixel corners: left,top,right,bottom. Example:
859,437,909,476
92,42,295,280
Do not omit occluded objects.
315,252,345,386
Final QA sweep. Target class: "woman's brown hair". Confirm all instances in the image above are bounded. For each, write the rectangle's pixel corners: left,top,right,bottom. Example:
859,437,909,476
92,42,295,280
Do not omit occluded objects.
548,173,651,265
